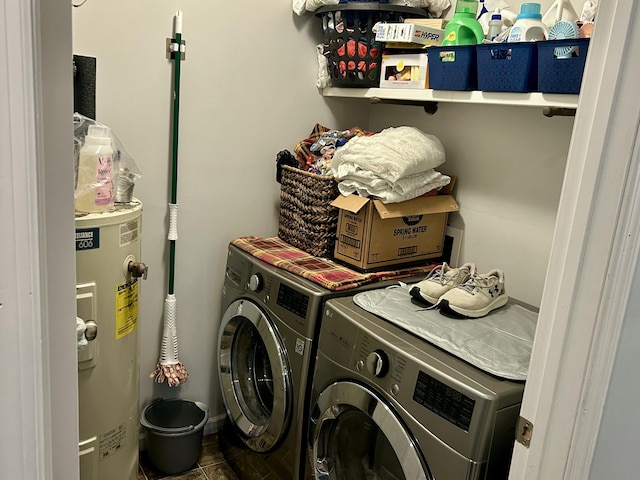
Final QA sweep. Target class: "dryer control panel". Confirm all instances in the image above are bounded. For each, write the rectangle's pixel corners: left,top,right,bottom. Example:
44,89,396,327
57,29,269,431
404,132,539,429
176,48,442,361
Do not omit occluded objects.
413,370,476,432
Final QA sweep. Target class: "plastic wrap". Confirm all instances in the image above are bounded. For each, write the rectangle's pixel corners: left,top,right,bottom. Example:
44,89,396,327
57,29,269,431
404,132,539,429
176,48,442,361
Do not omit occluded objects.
73,113,142,205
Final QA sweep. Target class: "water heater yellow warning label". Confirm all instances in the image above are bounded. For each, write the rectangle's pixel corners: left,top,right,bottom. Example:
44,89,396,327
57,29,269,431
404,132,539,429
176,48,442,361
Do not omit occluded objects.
115,278,138,339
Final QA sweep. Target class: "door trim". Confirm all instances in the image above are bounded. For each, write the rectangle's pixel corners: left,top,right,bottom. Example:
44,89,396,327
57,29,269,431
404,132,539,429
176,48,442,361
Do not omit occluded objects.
3,0,78,478
510,1,640,478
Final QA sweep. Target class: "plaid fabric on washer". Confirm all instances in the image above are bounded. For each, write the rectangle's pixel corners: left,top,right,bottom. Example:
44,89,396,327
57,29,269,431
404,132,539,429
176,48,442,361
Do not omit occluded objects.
231,236,435,291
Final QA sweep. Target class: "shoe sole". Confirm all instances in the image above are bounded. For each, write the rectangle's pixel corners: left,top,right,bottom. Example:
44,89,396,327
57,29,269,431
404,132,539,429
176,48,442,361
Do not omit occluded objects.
439,295,509,319
409,285,438,306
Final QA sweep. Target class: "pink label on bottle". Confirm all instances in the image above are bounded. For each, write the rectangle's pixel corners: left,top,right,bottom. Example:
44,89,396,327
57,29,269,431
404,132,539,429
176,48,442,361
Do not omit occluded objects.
94,155,113,206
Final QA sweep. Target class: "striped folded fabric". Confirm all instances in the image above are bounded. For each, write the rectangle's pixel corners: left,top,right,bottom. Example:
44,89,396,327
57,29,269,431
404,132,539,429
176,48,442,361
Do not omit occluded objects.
231,236,435,291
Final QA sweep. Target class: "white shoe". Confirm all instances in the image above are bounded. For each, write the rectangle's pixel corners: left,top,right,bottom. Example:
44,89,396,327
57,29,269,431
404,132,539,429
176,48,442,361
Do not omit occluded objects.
409,262,477,305
438,269,508,318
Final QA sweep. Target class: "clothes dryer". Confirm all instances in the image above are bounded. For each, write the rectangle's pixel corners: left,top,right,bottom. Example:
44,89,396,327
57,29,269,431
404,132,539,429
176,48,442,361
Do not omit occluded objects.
310,297,525,480
217,244,421,480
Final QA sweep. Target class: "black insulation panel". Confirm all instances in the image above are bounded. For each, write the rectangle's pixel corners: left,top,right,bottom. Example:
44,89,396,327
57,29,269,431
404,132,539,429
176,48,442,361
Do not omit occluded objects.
73,54,96,120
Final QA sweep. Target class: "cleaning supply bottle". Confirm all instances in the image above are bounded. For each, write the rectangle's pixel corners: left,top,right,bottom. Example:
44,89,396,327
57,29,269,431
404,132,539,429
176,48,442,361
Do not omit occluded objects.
507,2,548,42
75,124,114,213
486,12,504,41
441,0,485,46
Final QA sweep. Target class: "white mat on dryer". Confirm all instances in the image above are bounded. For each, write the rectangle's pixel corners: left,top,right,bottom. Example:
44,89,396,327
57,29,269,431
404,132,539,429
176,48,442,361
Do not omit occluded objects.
353,284,538,381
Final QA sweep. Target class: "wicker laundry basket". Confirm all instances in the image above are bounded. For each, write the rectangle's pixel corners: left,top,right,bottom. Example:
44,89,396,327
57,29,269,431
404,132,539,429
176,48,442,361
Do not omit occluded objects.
278,165,339,258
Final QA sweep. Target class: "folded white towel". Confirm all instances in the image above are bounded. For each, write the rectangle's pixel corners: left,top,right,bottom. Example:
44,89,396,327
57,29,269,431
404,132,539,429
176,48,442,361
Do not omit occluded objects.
331,126,445,182
338,169,451,203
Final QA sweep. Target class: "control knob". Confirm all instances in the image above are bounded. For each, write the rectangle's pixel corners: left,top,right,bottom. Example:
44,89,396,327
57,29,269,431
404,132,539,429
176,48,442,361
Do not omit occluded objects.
366,350,389,378
248,273,263,292
84,320,98,341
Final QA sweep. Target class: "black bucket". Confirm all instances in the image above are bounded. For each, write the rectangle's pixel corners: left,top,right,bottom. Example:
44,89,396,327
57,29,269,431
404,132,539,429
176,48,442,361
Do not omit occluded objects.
140,398,209,475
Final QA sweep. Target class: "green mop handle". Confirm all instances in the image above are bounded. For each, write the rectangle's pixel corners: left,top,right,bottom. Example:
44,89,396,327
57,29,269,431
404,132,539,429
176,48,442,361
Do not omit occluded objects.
168,12,183,296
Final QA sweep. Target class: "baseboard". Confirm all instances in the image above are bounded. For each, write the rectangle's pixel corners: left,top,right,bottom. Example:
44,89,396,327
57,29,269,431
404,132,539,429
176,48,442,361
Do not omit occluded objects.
138,413,228,451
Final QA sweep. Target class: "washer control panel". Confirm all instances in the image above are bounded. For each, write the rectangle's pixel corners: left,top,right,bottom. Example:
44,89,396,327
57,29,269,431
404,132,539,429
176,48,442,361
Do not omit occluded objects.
357,333,407,389
248,273,263,292
276,283,309,319
355,330,476,432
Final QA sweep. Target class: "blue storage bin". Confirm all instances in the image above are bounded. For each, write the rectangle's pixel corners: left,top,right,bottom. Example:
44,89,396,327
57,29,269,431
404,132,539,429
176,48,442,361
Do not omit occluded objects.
537,38,590,94
477,42,537,93
427,45,477,91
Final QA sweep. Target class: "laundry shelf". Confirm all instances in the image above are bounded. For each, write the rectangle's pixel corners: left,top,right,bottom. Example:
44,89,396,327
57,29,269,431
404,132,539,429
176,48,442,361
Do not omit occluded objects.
321,87,580,109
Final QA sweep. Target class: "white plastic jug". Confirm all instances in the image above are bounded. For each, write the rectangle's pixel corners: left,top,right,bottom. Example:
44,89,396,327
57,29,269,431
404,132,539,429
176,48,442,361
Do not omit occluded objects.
75,124,114,213
508,3,548,42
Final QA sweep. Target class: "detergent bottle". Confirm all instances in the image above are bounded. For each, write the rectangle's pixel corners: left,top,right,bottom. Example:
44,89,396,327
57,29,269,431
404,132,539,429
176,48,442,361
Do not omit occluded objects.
441,0,485,46
507,3,548,42
486,12,504,41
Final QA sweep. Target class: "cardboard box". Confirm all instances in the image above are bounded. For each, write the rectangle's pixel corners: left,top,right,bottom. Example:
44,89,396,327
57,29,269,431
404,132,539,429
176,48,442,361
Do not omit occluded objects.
380,53,429,89
331,194,460,271
405,18,448,29
375,22,445,47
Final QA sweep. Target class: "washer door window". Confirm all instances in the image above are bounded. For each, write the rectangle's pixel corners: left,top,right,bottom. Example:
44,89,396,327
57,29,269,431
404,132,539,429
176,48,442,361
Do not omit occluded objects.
313,381,431,480
219,299,291,452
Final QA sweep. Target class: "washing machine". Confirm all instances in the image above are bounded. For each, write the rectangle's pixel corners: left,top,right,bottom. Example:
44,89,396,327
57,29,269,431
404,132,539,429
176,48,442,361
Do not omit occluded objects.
217,244,421,480
310,297,525,480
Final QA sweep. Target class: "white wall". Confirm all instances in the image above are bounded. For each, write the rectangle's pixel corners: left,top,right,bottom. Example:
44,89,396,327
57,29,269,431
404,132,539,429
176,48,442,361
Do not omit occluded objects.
72,1,370,420
369,103,573,306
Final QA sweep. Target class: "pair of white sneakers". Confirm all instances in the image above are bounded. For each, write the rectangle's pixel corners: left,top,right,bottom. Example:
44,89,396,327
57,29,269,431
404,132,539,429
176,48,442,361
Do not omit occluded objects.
409,262,508,318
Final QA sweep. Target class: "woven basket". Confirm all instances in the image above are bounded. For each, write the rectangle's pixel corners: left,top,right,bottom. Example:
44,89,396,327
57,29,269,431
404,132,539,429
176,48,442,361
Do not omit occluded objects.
278,165,339,258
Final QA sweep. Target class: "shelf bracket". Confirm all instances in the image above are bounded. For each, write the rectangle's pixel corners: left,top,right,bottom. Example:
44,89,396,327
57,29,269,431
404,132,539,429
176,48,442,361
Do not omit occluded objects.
543,106,576,118
370,97,439,115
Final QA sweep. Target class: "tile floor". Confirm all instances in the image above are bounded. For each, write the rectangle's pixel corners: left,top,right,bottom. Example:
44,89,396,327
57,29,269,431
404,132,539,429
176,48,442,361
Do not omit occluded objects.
137,433,240,480
138,429,315,480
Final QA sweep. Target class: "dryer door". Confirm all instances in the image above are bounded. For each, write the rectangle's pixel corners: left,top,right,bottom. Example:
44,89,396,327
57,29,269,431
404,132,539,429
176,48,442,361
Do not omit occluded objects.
219,298,292,452
312,381,431,480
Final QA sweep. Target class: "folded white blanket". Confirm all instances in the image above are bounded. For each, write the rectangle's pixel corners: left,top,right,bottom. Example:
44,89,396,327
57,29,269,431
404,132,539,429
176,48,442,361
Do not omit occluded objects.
338,169,451,203
330,126,445,183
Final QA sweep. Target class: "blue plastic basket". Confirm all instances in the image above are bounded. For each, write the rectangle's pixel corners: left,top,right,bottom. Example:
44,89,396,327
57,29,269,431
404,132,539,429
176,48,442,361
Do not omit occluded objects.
427,45,477,91
537,38,590,94
477,42,537,93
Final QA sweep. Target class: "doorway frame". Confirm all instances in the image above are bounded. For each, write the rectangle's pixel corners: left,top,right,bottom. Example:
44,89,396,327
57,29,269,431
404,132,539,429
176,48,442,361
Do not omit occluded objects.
1,0,78,478
510,0,640,478
4,0,638,479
